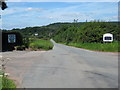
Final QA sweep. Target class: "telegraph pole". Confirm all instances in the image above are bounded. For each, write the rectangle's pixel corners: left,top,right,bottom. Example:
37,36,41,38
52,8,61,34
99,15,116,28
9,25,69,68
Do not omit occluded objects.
73,19,78,27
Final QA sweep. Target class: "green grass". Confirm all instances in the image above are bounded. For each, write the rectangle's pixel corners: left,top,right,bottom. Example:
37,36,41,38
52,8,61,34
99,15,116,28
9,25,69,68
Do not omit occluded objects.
29,39,54,50
65,42,119,52
0,77,16,89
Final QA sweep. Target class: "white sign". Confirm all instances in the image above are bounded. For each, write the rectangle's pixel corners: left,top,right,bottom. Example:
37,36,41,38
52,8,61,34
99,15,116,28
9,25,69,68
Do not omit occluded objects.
8,34,16,43
103,33,113,42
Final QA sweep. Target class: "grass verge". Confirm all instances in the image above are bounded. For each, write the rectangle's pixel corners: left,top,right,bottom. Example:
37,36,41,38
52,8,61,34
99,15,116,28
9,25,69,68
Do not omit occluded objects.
64,42,119,52
29,39,54,51
0,77,16,89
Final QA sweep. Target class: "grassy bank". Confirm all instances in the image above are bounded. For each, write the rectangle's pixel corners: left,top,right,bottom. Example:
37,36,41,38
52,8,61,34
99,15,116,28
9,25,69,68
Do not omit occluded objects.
0,77,16,89
64,42,119,52
29,39,54,51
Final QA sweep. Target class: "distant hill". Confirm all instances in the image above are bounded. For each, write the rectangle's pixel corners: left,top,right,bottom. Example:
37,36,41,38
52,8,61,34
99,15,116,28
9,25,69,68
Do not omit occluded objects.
52,22,119,43
4,21,119,43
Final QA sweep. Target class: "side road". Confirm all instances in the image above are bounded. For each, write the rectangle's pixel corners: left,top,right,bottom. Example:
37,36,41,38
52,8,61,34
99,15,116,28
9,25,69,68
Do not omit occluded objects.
2,40,118,88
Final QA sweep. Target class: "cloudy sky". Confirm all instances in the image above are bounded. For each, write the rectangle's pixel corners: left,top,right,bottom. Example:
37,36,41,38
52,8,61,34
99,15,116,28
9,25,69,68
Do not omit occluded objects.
1,2,118,30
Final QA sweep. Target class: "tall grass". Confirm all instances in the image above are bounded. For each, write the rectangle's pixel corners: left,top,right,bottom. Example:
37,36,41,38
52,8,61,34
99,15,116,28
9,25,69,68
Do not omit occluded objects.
66,42,119,52
29,39,53,50
0,77,16,89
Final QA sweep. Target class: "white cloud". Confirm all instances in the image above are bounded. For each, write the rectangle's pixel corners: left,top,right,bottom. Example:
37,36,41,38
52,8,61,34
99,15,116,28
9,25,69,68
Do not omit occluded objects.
2,9,16,15
25,7,44,11
26,7,33,11
2,7,44,16
102,15,118,21
38,6,93,22
110,16,118,20
2,2,118,30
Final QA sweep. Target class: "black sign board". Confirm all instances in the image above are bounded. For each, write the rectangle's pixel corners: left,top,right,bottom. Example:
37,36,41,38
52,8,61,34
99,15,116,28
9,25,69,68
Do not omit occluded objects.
2,32,23,51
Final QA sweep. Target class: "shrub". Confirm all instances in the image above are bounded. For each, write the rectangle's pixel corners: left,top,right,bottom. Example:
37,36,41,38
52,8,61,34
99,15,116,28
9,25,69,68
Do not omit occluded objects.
67,42,118,52
29,39,53,51
1,77,16,89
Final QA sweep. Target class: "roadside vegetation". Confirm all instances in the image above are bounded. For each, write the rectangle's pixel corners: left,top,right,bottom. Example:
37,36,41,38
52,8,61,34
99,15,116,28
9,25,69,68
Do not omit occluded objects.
29,39,53,51
2,21,119,52
64,41,118,52
53,22,119,43
52,22,119,52
0,77,16,89
0,66,16,89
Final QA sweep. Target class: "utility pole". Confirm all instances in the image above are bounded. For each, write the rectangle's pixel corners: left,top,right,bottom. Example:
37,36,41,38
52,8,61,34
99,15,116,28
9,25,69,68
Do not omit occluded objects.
73,19,78,27
74,19,78,23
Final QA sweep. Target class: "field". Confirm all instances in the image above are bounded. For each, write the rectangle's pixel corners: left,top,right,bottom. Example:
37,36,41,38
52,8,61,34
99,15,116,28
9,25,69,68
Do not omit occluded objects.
65,42,119,52
29,39,54,51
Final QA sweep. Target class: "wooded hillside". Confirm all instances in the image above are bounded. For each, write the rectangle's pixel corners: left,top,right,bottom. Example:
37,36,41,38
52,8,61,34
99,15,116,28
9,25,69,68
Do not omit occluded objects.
3,21,119,43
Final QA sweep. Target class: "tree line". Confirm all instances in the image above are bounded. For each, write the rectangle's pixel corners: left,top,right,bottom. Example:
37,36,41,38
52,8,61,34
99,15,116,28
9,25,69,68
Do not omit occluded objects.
53,22,119,43
2,21,119,44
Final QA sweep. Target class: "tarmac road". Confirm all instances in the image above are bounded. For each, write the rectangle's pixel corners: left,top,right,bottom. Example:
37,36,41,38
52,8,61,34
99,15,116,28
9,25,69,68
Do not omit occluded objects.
2,40,118,88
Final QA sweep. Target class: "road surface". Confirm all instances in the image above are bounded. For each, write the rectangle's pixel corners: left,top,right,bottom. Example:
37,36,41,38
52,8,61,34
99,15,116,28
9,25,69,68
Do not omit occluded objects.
2,40,118,88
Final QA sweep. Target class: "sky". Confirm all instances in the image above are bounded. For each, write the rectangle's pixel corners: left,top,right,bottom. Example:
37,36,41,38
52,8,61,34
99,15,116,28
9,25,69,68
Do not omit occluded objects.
1,2,118,30
6,0,120,2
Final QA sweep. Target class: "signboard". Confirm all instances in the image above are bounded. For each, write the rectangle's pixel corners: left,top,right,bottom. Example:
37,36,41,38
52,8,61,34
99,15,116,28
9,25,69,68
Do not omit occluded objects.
8,34,16,43
103,33,113,42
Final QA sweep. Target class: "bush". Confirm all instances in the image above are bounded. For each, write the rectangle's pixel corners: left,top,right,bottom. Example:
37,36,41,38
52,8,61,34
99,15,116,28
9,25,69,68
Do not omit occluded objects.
29,39,53,50
53,22,119,43
67,42,118,52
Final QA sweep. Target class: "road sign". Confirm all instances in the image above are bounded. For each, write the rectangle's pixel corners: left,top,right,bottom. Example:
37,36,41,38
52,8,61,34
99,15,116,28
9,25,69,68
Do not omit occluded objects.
103,33,113,42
